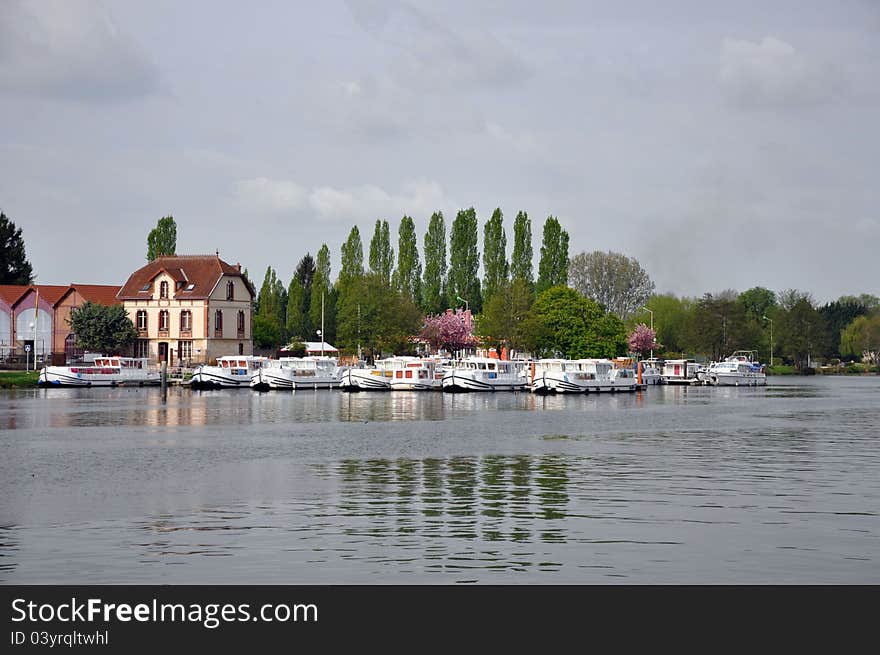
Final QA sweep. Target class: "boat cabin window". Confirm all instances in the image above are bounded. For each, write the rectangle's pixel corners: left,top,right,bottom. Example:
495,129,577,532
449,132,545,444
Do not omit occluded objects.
487,362,495,371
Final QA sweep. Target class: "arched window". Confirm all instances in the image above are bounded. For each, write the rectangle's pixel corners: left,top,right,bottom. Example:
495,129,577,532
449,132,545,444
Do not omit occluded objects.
226,280,235,300
159,281,169,299
159,310,169,332
180,310,192,332
237,310,245,336
215,309,223,336
136,310,147,331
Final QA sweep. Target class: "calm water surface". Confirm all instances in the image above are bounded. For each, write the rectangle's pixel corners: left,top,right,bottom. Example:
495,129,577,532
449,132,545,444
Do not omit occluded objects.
1,377,878,583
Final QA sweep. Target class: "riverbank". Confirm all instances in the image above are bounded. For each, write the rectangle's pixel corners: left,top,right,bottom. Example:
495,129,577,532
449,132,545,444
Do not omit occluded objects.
766,364,879,376
0,371,39,388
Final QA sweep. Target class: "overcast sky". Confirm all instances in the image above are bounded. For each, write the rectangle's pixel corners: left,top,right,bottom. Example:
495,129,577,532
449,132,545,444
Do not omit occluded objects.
1,0,878,303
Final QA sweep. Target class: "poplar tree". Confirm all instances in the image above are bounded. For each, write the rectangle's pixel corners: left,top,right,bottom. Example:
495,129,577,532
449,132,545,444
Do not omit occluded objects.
146,215,177,261
310,244,336,342
368,219,394,286
448,207,482,313
392,215,421,305
286,253,315,339
482,207,508,307
536,216,569,294
422,211,447,314
510,211,534,292
340,226,364,286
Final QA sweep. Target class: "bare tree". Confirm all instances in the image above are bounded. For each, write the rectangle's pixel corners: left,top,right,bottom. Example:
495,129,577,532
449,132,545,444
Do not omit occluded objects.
568,251,655,319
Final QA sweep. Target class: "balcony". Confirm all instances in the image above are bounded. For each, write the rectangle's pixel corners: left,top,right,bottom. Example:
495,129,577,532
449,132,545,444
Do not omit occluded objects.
179,329,192,338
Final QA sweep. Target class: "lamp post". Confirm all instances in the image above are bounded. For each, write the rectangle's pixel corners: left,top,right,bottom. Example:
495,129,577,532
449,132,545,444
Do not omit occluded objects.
641,306,654,360
763,315,773,367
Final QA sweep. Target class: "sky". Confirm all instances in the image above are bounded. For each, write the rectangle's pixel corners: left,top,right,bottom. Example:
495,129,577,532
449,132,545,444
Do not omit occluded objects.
1,0,878,303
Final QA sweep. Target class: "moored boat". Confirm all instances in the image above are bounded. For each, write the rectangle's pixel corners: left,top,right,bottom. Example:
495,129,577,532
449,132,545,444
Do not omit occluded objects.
659,359,703,385
338,360,393,391
386,356,444,391
38,357,159,387
251,356,340,391
442,357,527,392
699,351,767,386
190,356,268,389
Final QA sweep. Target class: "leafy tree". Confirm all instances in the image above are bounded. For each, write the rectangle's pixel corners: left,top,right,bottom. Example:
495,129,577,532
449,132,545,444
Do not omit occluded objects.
340,226,364,286
369,219,394,285
820,296,871,358
420,308,477,353
738,287,777,322
253,314,282,349
422,211,447,314
520,286,626,359
256,266,284,346
286,277,307,339
310,244,336,343
482,208,509,306
146,215,177,261
642,294,694,355
67,302,138,354
475,278,533,352
628,324,659,357
510,210,533,293
682,291,760,361
336,274,422,358
775,290,829,369
392,215,422,304
536,216,569,294
0,212,34,284
840,314,880,365
448,207,482,313
568,250,654,319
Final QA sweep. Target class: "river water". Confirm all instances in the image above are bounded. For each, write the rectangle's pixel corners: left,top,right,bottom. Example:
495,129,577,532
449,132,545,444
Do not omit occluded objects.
1,377,878,583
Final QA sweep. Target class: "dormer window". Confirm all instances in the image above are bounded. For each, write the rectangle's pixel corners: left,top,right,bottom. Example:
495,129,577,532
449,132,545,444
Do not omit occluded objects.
140,283,150,292
186,283,195,291
159,281,169,299
226,280,235,300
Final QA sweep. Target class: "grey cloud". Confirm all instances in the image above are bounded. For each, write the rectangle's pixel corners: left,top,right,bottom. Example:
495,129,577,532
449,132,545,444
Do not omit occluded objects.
719,36,845,109
346,0,529,91
0,0,160,102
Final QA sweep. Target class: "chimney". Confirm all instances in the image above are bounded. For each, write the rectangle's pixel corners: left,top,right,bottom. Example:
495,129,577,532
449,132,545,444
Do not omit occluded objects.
236,262,241,272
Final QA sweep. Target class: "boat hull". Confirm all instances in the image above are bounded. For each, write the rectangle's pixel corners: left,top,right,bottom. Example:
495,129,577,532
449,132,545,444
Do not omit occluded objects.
339,369,391,391
442,371,526,393
37,367,160,388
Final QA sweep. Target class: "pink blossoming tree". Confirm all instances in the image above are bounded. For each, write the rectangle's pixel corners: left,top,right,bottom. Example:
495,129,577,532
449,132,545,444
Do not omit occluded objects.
420,309,477,352
628,323,659,356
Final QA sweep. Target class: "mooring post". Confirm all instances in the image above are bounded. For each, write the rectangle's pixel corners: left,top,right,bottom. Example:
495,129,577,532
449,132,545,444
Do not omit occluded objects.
161,360,167,401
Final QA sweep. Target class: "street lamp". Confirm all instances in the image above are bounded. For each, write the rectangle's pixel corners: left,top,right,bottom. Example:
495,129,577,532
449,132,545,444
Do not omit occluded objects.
641,306,654,360
762,315,773,367
28,321,35,372
456,296,469,313
316,329,323,357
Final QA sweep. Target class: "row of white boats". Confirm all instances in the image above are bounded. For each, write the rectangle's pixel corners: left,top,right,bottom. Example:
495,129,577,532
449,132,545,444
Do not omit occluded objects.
37,351,767,392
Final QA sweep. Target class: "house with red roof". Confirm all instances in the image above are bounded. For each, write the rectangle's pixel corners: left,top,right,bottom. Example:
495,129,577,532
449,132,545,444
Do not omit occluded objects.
117,254,254,365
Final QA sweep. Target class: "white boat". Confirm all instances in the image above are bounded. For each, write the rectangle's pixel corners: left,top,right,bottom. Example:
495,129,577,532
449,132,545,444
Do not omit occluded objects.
250,356,340,391
700,351,767,387
659,359,703,385
38,357,159,387
386,356,444,391
442,357,527,392
636,358,663,385
531,358,636,394
338,360,393,391
190,356,269,389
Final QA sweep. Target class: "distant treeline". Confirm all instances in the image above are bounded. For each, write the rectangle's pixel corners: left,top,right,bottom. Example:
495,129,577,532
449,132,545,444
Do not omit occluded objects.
247,208,880,367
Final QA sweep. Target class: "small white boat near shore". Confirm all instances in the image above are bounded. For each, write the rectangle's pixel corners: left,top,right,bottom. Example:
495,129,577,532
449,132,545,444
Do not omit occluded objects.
699,351,767,387
190,356,268,389
531,358,637,394
659,359,704,385
442,357,527,392
38,357,159,387
251,356,340,391
386,357,444,391
338,360,393,391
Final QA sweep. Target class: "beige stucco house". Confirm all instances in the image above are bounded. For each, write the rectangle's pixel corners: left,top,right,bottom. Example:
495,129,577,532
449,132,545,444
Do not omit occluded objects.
117,254,255,365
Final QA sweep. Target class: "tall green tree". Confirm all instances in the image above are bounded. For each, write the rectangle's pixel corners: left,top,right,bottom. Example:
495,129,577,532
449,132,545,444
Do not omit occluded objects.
536,216,569,294
482,207,509,307
310,244,336,343
682,291,760,361
340,226,364,287
369,219,394,285
285,253,316,339
255,266,285,347
0,211,34,284
422,211,447,314
392,215,421,304
475,278,533,352
738,287,777,322
510,210,533,293
146,215,177,261
336,273,422,359
820,296,871,358
67,302,138,355
642,294,695,355
519,286,626,359
776,290,829,369
448,207,482,313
